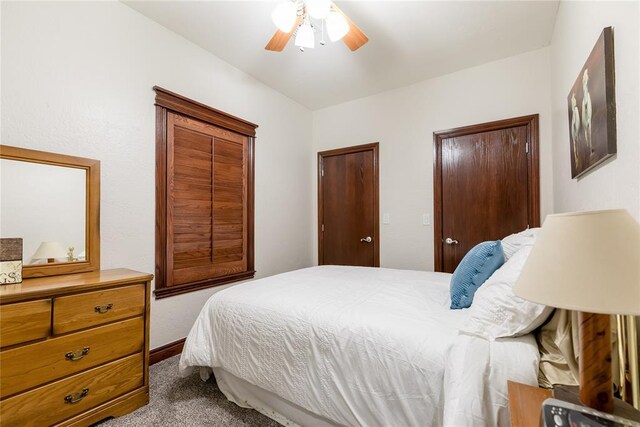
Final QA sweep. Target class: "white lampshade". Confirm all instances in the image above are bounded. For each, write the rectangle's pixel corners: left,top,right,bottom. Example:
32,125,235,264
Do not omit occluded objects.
326,10,349,42
295,21,315,49
513,209,640,316
32,241,68,260
306,0,331,19
272,1,298,33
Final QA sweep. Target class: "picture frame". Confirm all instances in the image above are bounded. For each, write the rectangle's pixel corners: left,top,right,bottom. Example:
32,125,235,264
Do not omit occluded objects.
0,238,23,284
567,26,617,179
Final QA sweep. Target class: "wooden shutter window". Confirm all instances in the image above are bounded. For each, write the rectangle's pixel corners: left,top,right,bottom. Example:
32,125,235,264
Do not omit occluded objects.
155,87,257,299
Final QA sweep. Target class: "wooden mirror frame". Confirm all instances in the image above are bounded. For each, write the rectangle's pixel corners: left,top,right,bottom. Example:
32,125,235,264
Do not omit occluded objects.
0,145,100,278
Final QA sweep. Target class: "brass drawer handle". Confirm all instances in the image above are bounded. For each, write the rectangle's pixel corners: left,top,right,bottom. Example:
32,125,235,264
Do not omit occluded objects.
64,388,89,404
94,303,113,314
65,346,90,361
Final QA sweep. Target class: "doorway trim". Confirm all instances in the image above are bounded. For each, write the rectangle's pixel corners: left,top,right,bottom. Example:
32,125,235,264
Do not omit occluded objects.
318,142,380,267
432,114,540,272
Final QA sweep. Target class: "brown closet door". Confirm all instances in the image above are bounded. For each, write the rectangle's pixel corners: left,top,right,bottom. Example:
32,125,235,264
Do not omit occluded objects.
166,113,248,287
434,115,540,273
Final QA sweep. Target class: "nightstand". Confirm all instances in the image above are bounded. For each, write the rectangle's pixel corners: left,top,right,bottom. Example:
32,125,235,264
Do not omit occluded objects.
508,381,552,426
508,381,640,427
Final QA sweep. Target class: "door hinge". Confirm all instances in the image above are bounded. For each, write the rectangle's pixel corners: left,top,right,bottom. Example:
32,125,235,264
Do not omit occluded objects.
321,168,324,177
525,142,530,154
321,224,325,232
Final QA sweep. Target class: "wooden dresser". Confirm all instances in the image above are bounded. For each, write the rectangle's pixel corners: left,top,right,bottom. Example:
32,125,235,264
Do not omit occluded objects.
0,269,153,426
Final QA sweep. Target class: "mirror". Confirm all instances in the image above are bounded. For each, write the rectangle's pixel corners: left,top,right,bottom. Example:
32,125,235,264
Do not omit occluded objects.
0,145,100,278
2,160,86,264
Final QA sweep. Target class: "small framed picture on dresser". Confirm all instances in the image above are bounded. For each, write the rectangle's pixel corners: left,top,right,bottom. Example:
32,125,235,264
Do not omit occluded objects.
0,238,23,284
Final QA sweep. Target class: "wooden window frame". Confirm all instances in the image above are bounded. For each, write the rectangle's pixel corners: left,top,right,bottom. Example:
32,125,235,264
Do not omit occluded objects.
154,86,257,299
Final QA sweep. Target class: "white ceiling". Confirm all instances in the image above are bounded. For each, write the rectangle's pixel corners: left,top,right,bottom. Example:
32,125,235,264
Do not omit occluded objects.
124,1,560,110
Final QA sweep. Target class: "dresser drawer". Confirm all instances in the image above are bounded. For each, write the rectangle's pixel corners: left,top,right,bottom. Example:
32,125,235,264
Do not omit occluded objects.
0,299,51,348
0,353,143,427
53,284,145,334
0,317,143,398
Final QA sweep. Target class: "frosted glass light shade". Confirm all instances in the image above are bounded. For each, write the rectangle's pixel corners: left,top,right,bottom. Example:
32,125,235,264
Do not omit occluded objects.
306,0,331,19
32,241,68,260
326,10,349,42
272,1,298,33
295,22,314,48
513,209,640,316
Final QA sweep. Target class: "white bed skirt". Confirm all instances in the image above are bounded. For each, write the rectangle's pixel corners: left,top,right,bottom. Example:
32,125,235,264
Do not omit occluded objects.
214,368,340,427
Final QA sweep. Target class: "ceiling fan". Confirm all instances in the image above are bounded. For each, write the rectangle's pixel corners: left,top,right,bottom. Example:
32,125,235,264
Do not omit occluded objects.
265,0,368,52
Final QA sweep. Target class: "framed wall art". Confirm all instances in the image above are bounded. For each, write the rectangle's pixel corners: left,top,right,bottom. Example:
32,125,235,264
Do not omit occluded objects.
567,26,616,179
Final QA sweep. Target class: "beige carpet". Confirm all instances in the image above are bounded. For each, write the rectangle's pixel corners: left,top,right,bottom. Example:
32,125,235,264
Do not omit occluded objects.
96,355,280,427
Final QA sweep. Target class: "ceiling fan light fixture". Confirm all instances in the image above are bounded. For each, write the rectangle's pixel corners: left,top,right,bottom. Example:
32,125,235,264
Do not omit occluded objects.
326,10,349,42
294,21,315,49
265,0,367,52
306,0,332,20
272,1,298,33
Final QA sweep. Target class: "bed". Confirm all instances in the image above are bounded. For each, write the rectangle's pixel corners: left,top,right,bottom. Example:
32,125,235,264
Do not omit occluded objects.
179,265,541,427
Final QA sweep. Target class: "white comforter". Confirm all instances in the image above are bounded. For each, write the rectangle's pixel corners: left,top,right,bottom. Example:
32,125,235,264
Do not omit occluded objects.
179,266,540,426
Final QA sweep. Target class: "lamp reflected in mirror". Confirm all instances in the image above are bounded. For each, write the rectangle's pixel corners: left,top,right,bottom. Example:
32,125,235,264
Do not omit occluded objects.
31,241,68,264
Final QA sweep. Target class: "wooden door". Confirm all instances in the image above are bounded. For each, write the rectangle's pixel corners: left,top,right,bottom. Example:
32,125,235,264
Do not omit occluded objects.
433,115,540,273
318,143,379,267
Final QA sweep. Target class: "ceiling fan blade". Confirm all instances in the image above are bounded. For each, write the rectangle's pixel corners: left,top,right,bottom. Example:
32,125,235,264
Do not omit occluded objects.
265,16,302,52
332,4,368,51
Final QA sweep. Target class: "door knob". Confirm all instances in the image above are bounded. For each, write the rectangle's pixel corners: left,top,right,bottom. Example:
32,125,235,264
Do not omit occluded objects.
444,237,459,245
360,236,372,243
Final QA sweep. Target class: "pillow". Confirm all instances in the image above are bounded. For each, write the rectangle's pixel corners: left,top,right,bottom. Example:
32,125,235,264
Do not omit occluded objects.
501,227,540,260
450,240,505,309
459,245,553,339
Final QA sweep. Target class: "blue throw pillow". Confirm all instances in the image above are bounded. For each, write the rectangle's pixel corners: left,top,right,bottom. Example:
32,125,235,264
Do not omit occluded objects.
450,240,505,309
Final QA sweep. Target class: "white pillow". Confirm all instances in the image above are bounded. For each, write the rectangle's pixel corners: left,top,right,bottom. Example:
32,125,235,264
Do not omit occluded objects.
501,227,540,260
459,245,553,340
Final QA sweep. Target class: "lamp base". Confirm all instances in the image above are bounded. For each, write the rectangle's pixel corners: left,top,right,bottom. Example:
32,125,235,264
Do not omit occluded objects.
579,311,614,413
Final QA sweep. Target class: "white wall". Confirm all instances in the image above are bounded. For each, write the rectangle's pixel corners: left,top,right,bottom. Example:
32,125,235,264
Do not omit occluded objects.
4,0,637,349
312,48,553,271
550,1,639,220
1,1,314,348
550,1,640,348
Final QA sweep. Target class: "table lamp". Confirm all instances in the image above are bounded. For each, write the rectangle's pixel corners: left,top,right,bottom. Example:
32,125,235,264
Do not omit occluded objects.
513,209,640,413
32,241,68,263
